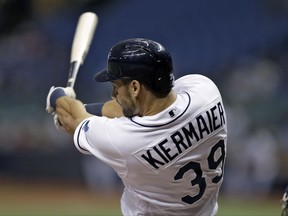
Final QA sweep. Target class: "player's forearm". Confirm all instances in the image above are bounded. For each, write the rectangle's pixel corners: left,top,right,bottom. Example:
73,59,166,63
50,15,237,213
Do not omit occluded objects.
56,97,93,134
54,96,123,134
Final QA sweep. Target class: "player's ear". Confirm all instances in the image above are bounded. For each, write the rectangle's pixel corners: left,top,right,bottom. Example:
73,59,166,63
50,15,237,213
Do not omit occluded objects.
129,80,141,97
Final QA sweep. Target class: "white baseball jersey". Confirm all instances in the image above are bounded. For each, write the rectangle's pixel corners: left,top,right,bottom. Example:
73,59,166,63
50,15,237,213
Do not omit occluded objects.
74,74,228,216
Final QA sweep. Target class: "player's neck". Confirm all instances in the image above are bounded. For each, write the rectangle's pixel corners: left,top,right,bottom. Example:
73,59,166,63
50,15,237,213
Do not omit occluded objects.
138,91,176,116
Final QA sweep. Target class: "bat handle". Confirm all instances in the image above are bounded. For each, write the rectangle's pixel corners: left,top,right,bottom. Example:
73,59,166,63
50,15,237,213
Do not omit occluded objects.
67,61,81,88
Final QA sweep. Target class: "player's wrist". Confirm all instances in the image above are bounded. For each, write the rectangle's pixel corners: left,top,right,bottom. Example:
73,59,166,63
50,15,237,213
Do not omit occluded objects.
46,86,76,113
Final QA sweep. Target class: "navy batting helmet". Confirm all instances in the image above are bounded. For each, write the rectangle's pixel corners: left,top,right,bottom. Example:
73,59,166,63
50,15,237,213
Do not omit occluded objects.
94,38,174,94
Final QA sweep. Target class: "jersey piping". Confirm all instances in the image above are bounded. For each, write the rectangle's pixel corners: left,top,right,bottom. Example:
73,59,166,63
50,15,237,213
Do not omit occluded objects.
129,91,191,128
75,119,91,154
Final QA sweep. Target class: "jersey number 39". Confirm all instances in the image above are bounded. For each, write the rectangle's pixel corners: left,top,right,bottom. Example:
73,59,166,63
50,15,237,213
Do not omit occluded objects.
173,139,225,205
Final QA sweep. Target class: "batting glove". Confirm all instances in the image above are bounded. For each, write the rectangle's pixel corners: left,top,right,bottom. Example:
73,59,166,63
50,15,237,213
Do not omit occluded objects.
46,86,76,113
52,113,66,131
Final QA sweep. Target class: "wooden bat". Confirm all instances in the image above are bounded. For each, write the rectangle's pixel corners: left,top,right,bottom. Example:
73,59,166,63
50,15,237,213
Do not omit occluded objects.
67,12,98,88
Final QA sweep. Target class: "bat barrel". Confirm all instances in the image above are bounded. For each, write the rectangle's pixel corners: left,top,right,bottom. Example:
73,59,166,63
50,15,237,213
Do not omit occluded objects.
68,12,98,88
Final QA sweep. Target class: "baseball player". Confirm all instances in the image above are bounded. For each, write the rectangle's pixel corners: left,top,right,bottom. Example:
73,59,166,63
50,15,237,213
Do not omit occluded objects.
46,38,228,216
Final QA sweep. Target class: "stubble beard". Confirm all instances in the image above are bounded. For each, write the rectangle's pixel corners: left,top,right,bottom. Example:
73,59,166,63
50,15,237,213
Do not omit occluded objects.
120,90,138,117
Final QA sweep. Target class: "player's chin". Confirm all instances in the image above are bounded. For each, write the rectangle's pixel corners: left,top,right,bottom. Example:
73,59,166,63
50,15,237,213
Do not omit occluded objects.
122,107,137,117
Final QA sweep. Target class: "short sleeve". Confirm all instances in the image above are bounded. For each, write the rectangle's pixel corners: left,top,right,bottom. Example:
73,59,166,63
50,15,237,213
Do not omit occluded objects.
73,116,127,177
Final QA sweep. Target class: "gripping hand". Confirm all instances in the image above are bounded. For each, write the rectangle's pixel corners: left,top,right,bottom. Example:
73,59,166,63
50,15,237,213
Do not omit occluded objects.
46,86,76,113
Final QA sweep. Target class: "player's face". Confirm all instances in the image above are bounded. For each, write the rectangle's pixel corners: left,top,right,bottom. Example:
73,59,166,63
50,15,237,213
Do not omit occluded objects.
111,80,138,117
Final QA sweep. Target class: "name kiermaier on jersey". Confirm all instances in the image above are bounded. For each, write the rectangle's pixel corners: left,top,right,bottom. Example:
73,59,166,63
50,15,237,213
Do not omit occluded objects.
133,99,226,172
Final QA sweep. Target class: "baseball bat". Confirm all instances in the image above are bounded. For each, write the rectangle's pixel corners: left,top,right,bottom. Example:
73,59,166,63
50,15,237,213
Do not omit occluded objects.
67,12,98,88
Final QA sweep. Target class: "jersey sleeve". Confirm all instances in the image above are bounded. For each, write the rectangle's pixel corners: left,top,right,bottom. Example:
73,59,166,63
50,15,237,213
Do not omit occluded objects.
73,116,127,177
74,118,93,155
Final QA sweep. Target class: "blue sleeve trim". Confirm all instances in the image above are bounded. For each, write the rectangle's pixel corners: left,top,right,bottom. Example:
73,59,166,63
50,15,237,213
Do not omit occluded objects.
76,119,91,153
85,103,104,116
